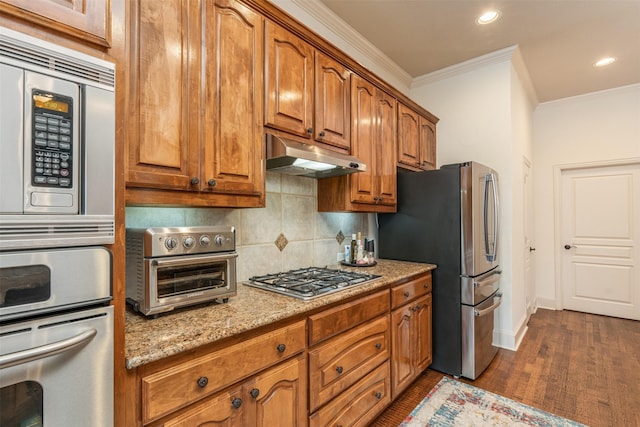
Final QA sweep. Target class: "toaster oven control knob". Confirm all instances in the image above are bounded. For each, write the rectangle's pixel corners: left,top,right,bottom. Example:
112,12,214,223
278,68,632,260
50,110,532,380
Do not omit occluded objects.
165,237,178,251
214,234,225,246
200,235,211,246
183,236,196,249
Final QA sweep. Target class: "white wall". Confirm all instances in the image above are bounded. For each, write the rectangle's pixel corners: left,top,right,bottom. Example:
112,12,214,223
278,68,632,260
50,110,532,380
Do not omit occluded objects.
532,84,640,308
410,50,535,350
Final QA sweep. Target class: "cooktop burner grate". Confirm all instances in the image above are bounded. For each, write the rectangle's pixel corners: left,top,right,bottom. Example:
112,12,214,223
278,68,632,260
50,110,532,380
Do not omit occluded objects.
244,267,381,300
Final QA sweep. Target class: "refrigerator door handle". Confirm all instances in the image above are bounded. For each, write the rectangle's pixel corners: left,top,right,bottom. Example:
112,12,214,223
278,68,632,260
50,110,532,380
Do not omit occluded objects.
484,173,499,262
473,269,502,288
474,292,502,317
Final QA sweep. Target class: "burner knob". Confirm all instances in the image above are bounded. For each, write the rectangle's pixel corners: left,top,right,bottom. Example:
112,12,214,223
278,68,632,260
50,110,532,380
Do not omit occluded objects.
164,237,178,251
200,235,211,247
183,236,195,249
214,234,225,246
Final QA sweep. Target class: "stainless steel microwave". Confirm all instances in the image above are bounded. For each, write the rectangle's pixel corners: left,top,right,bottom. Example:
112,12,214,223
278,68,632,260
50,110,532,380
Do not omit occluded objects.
0,26,116,250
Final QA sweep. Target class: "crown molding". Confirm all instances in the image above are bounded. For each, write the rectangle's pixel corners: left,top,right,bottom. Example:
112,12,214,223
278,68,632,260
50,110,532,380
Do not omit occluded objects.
289,0,413,91
511,47,539,107
412,46,518,89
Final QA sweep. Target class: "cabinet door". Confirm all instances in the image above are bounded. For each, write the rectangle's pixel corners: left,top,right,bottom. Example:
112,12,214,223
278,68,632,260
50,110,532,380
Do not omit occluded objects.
248,355,307,427
397,103,421,169
162,387,244,427
414,293,433,371
264,21,314,138
127,0,200,190
315,51,351,151
390,304,414,399
375,90,397,206
202,0,264,196
0,0,110,47
419,116,437,170
349,74,377,204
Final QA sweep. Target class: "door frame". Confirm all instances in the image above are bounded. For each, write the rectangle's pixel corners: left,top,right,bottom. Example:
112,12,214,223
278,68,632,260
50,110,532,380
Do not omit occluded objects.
553,157,640,309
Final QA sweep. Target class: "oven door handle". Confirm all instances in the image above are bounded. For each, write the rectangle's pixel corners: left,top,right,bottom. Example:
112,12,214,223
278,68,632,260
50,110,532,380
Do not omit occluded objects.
0,328,97,369
474,292,503,317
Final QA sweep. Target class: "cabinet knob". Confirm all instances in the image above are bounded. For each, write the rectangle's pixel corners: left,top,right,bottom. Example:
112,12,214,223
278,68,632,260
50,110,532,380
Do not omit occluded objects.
307,127,313,135
375,343,382,350
403,291,410,298
336,366,344,374
190,177,200,185
208,178,217,187
319,131,325,137
250,388,260,399
231,397,243,409
196,376,208,388
374,391,382,399
276,343,286,353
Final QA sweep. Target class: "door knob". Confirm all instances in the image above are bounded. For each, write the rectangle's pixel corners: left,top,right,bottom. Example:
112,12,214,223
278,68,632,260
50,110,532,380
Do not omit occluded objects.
529,247,536,252
564,244,574,250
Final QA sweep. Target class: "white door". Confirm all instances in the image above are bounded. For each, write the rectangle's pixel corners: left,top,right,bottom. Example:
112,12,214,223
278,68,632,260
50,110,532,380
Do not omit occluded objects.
523,158,535,315
560,162,640,320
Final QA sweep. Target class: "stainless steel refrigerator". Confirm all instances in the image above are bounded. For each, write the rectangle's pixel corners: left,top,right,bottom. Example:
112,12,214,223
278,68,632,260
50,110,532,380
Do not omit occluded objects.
378,161,502,379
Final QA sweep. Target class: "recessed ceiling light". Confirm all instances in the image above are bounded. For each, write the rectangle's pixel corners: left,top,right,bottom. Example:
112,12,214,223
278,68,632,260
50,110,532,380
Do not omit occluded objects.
477,10,501,25
594,57,616,67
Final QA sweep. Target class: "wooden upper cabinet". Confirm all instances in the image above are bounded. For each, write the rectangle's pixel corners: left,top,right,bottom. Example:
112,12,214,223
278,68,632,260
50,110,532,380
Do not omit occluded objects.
0,0,110,47
264,20,314,138
202,0,264,196
314,51,351,151
376,89,397,206
397,102,437,171
126,0,264,206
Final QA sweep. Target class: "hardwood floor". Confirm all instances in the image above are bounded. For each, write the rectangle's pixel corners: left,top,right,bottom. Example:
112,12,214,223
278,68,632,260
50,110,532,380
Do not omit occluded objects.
372,309,640,426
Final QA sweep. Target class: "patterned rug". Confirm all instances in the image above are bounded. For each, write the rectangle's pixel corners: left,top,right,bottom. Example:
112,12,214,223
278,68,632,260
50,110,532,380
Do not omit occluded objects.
400,377,587,426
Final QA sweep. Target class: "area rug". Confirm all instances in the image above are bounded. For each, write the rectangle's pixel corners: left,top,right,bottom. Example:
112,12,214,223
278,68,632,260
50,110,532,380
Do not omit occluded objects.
400,377,586,427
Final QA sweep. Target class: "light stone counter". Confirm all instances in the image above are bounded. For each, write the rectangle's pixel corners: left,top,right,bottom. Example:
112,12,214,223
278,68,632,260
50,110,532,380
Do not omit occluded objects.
124,259,435,369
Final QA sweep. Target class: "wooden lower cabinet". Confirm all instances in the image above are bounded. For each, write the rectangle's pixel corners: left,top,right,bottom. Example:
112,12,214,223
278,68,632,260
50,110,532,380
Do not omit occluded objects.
161,354,307,427
390,292,432,399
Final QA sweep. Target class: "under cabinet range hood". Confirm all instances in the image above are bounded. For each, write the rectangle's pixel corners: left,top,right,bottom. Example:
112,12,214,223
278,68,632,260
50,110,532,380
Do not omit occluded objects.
265,133,366,178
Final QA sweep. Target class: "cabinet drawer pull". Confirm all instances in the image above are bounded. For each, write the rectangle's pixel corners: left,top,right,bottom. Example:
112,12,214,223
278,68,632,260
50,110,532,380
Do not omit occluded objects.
336,366,344,374
207,178,216,187
374,391,382,399
231,397,243,409
250,388,260,399
276,343,286,353
375,342,382,350
403,291,410,298
319,131,325,137
196,376,208,388
190,177,199,185
424,283,430,289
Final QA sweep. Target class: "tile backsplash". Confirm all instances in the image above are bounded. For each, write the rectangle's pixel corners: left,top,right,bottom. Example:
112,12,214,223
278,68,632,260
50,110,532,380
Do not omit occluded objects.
126,172,369,281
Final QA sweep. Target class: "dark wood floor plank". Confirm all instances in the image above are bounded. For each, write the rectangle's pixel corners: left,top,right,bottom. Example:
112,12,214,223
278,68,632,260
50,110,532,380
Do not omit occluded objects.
371,309,640,427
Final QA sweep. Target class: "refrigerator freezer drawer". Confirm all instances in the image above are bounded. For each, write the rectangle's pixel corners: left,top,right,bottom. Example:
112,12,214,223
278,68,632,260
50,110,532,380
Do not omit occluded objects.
461,292,502,379
461,268,502,305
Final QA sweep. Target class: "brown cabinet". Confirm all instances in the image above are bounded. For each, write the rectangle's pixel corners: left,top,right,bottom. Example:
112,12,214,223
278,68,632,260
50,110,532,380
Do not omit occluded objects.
317,74,397,212
162,354,307,427
140,320,306,425
0,0,111,47
126,0,264,207
265,21,351,153
397,102,437,171
390,273,433,399
307,290,391,424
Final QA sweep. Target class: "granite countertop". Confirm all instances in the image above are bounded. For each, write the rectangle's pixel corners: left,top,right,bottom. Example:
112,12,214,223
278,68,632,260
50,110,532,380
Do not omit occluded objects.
124,259,436,369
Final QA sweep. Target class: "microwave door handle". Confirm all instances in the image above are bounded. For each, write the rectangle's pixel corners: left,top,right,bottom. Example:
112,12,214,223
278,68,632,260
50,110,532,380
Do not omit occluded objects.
0,328,96,369
474,292,503,317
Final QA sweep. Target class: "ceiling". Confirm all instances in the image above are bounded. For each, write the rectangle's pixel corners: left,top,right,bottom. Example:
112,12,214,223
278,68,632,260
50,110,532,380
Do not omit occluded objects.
318,0,640,103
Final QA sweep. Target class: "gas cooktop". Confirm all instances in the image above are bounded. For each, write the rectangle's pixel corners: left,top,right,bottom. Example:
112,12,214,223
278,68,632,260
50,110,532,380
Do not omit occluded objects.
244,267,381,300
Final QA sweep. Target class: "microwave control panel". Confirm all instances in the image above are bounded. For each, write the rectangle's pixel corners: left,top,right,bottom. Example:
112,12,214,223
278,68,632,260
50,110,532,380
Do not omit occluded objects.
31,90,74,189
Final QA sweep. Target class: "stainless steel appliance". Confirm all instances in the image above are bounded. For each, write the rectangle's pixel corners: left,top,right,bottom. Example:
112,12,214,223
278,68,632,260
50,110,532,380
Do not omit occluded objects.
0,246,114,427
126,226,238,317
244,267,381,300
378,161,502,380
0,26,115,250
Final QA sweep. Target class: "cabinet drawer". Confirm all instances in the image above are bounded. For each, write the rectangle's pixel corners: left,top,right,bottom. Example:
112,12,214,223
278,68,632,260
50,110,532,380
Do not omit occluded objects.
309,362,391,427
390,272,432,309
141,320,306,424
308,290,389,345
309,316,389,411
